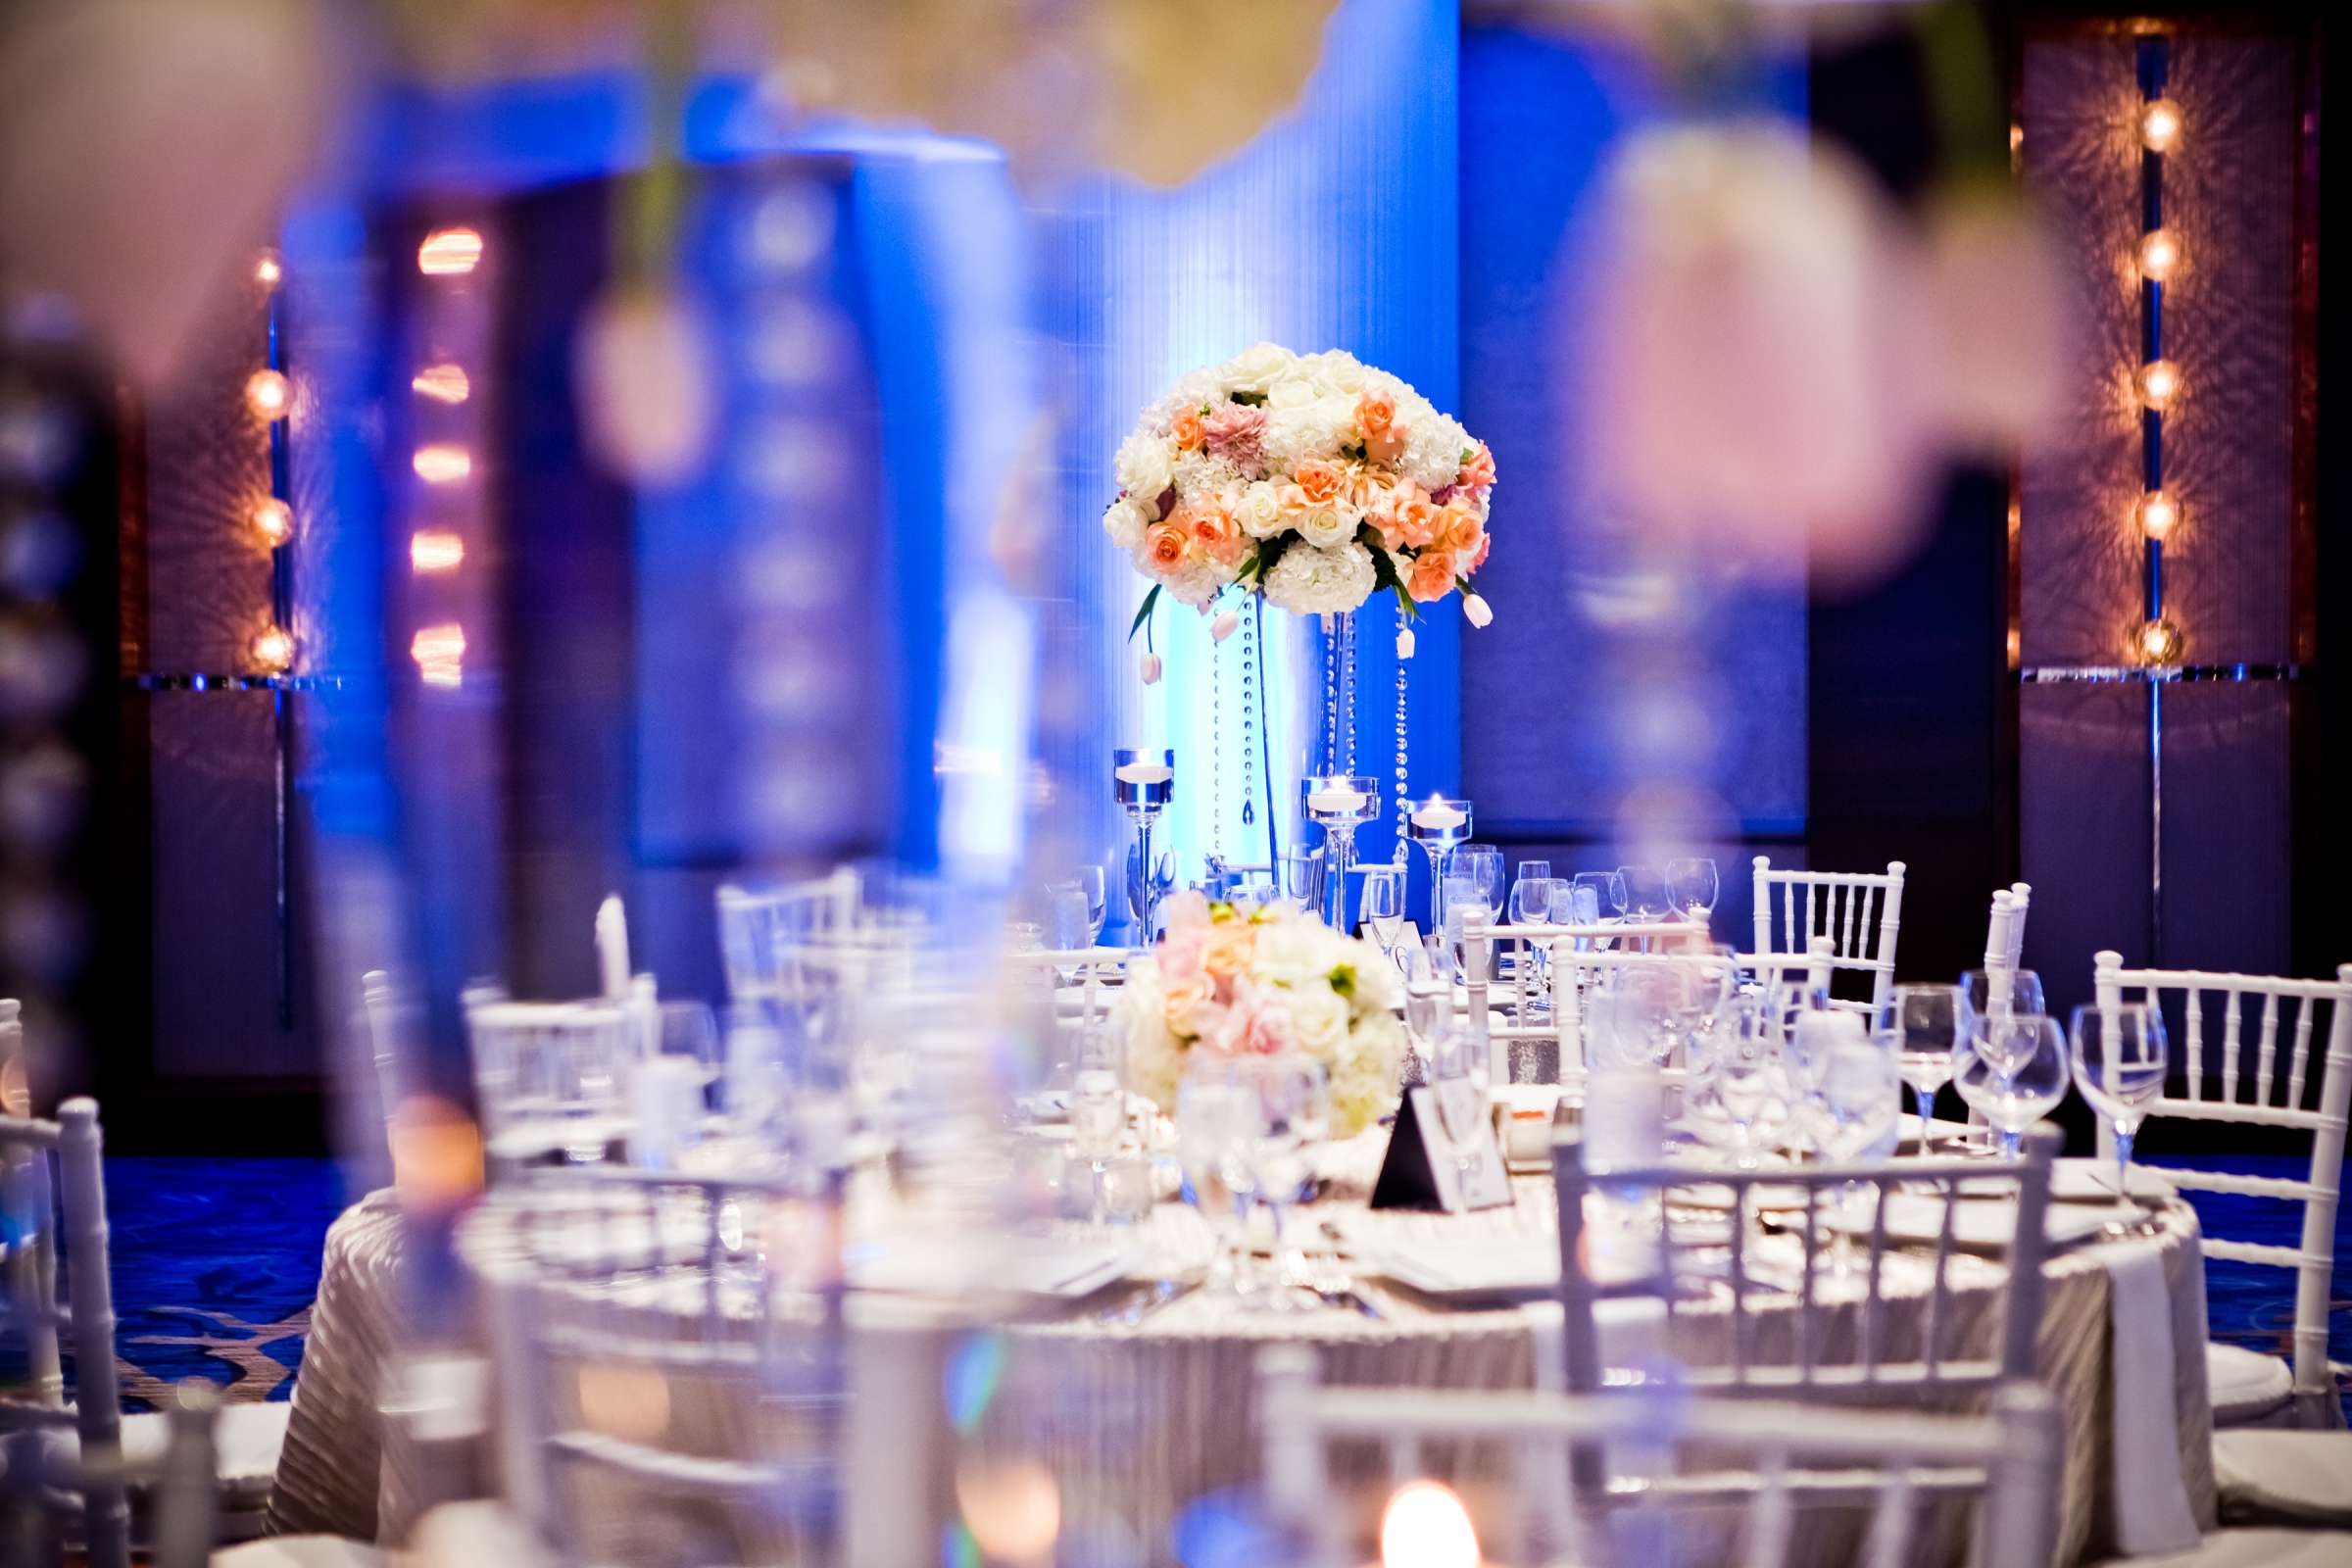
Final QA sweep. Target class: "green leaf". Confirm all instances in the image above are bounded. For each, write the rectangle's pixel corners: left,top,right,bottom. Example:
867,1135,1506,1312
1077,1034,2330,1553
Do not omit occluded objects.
1367,542,1400,595
1127,584,1161,643
1230,390,1266,407
1393,583,1419,622
1328,963,1357,1000
1256,533,1295,579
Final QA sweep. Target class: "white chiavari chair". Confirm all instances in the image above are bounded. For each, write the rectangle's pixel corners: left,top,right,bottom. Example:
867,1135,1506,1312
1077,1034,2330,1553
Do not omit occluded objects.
489,1164,847,1567
2090,952,2351,1432
1258,1345,2061,1568
0,1102,278,1563
1749,857,1906,1016
715,871,861,1008
2004,883,2032,970
1551,1127,2059,1406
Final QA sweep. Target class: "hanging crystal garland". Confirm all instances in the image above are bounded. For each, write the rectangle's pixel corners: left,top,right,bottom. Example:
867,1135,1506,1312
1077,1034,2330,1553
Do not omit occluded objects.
1239,607,1257,835
1393,625,1412,867
1210,630,1224,865
1338,611,1357,774
1320,613,1341,774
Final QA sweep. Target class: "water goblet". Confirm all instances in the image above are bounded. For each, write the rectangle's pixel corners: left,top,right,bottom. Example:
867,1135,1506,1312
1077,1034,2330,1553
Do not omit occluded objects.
1279,850,1324,913
1952,1015,2071,1159
1874,984,1971,1153
2070,1002,2168,1200
1617,864,1669,919
1666,858,1720,924
1961,966,2045,1031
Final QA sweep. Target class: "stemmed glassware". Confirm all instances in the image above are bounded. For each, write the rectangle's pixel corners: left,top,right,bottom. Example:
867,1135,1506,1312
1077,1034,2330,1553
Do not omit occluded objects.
2070,1003,2168,1200
1961,966,2045,1029
1617,864,1670,920
1177,1062,1263,1298
1508,874,1559,1011
1359,865,1404,961
1451,845,1504,980
1666,858,1720,924
1112,748,1175,944
1804,1020,1902,1275
1691,997,1789,1168
1952,1013,2071,1158
1278,850,1323,912
1572,871,1627,950
1406,796,1473,945
1069,1020,1127,1225
1875,984,1971,1153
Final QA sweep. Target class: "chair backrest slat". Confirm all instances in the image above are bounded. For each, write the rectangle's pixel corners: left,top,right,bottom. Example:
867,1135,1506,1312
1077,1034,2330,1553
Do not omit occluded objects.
2255,991,2280,1106
1751,858,1906,1013
2287,998,2315,1108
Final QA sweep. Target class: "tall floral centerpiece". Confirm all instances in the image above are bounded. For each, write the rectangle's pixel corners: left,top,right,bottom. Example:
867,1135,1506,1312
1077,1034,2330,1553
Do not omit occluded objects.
1103,343,1497,625
1115,892,1406,1136
1104,344,1497,907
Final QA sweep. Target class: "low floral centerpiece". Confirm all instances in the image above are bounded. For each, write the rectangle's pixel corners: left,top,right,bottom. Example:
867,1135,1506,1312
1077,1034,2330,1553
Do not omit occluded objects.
1103,342,1497,628
1115,891,1406,1137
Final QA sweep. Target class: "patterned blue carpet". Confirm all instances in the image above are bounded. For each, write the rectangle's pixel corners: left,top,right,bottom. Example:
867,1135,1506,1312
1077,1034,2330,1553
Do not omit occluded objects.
35,1154,2352,1421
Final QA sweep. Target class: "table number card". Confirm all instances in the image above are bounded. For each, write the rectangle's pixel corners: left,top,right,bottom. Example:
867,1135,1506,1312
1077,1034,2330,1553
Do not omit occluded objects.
1370,1079,1513,1213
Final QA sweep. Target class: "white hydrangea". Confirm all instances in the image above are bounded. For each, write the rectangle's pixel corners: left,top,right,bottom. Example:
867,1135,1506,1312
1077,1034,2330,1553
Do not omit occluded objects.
1262,540,1376,615
1397,411,1471,493
1113,958,1187,1116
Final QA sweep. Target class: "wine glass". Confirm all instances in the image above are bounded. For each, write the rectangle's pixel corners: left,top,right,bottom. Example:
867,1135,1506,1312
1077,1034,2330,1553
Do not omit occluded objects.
1406,796,1473,938
1666,858,1720,923
1952,1014,2071,1159
1457,846,1505,921
1961,967,2045,1029
1246,1054,1330,1309
1044,880,1094,952
1508,875,1559,1011
1874,984,1971,1154
2070,1003,2168,1200
1806,1023,1902,1274
1691,997,1788,1168
1071,865,1107,947
1279,850,1323,912
1177,1064,1265,1298
1617,864,1669,919
1359,865,1404,958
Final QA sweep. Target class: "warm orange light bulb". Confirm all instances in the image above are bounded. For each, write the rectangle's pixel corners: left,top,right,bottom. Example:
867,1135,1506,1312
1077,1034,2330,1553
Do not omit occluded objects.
412,444,472,484
412,623,467,687
411,364,470,405
256,252,283,287
245,368,293,418
2141,99,2183,153
2135,360,2180,411
250,626,295,672
253,498,294,547
2137,228,2181,282
410,529,466,573
417,227,484,276
2137,617,2183,665
2134,490,2180,541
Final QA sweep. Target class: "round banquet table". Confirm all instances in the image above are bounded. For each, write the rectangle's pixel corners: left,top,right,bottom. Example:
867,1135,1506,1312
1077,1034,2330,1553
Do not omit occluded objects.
269,1140,2217,1565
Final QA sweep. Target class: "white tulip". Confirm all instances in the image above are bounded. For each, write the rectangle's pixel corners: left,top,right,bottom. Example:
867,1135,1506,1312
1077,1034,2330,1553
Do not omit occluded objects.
1140,652,1162,685
1209,610,1240,641
1462,593,1493,629
1396,626,1416,660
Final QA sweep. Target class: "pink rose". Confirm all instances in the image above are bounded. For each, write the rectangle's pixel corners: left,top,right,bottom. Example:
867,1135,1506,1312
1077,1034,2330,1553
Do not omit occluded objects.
1215,980,1296,1056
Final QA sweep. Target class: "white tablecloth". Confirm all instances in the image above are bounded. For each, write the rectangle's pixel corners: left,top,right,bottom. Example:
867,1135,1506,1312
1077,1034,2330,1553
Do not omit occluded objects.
270,1142,2217,1564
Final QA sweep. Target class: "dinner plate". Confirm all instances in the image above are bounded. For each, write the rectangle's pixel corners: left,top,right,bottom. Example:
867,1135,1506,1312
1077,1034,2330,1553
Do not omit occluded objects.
1363,1238,1559,1305
846,1235,1142,1299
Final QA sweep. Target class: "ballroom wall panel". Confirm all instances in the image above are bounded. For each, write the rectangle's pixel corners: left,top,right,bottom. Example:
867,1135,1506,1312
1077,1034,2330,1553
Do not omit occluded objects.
2017,29,2309,1011
1457,23,1809,880
1032,0,1462,927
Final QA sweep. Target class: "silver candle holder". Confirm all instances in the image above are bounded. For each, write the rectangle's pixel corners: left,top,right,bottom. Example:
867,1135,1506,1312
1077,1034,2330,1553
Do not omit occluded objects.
1113,748,1176,945
1300,774,1379,932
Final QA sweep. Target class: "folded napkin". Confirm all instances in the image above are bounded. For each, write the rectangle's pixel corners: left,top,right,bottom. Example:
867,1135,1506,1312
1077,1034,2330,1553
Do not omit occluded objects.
2105,1239,2204,1554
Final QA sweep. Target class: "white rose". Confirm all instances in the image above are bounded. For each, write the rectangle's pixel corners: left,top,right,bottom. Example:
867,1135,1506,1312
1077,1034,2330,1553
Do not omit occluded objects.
1102,498,1146,549
1287,986,1350,1061
1267,376,1318,410
1223,341,1295,395
1315,352,1368,395
1114,432,1175,500
1248,917,1325,982
1297,505,1351,550
1236,481,1287,539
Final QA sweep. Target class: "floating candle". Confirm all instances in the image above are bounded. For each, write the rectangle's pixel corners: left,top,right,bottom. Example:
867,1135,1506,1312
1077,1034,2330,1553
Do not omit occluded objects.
1307,786,1369,814
1412,803,1467,830
1113,762,1174,785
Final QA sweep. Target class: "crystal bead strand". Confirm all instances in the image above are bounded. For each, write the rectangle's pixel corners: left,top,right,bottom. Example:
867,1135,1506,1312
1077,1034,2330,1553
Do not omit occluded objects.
1211,635,1227,869
1394,638,1411,867
1239,608,1257,832
1321,614,1340,774
1340,611,1357,773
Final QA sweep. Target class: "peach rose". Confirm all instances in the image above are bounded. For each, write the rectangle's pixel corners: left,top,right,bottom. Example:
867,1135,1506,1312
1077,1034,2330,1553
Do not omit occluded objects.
1347,462,1393,514
1394,497,1439,549
1171,408,1205,452
1355,387,1396,436
1408,549,1455,603
1294,458,1345,505
1276,483,1312,520
1440,506,1484,558
1163,976,1211,1033
1471,529,1492,571
1183,504,1245,565
1145,522,1189,570
1200,920,1254,982
1457,440,1495,489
